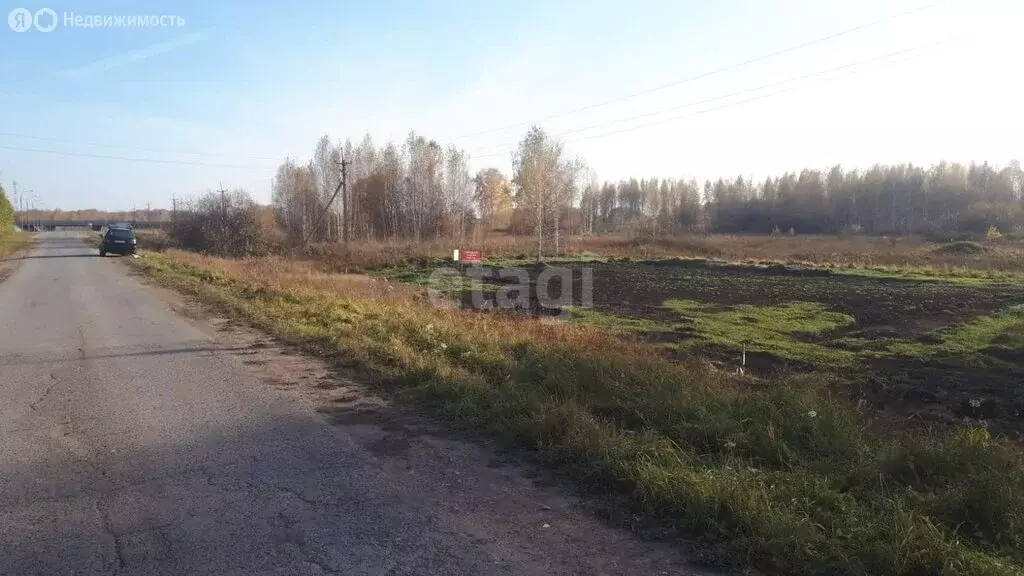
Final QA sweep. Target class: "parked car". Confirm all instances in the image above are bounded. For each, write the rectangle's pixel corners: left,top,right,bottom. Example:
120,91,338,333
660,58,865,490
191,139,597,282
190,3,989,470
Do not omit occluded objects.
99,226,137,257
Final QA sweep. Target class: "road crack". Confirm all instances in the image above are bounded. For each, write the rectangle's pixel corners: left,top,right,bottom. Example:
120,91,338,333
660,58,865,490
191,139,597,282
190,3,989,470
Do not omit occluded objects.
96,497,127,574
271,484,325,507
28,374,57,411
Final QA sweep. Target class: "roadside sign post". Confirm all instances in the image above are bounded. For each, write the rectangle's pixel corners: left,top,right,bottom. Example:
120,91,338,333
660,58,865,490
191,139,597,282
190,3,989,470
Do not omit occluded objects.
453,249,484,273
459,250,483,265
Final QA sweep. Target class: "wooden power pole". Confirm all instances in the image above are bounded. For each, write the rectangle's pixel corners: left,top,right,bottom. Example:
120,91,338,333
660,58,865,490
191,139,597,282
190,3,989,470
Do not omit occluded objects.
304,158,348,247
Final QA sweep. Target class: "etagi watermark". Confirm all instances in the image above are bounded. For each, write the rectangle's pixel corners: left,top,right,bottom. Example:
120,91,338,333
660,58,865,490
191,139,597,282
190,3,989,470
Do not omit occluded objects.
8,8,186,32
426,265,594,320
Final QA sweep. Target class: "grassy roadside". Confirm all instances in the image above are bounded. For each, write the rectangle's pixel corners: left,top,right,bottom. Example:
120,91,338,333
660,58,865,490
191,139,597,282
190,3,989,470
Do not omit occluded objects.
0,232,35,284
128,249,1024,575
0,232,33,259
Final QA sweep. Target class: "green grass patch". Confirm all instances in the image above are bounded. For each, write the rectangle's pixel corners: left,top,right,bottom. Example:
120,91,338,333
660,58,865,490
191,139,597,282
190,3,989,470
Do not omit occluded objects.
128,251,1024,576
940,305,1024,354
832,336,932,357
370,262,494,292
576,297,1024,371
836,304,1024,366
662,300,857,367
568,307,668,333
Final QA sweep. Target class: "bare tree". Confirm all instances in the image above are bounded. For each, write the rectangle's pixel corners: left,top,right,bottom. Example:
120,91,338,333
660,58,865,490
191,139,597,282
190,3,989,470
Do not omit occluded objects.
272,158,317,243
443,146,473,242
311,135,342,242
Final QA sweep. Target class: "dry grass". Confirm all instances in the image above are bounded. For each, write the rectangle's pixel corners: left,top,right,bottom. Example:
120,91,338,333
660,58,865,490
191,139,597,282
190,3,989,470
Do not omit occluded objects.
133,228,174,251
280,233,1024,276
159,250,667,363
139,226,1024,276
0,232,33,259
580,234,1024,272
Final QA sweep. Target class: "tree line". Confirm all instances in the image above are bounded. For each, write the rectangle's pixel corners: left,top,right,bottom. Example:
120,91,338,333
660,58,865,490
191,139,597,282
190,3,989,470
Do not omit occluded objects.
268,127,1023,252
701,162,1024,237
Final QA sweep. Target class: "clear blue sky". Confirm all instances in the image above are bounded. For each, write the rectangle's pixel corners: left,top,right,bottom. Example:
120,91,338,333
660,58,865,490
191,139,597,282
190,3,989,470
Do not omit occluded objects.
0,0,1019,210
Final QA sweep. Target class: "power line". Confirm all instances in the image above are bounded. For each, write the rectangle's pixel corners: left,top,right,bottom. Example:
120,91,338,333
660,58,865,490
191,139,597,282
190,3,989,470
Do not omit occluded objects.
559,43,944,139
0,143,279,169
467,35,962,160
0,131,281,161
453,0,945,141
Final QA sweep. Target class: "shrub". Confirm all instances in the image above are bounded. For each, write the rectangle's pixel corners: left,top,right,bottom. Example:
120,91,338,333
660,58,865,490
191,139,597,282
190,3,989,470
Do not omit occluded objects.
934,241,986,255
168,189,281,257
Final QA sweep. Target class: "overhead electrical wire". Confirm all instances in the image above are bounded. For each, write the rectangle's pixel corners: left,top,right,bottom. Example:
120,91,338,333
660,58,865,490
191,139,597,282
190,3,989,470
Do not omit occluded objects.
452,0,945,140
465,34,965,160
0,143,279,169
0,131,281,162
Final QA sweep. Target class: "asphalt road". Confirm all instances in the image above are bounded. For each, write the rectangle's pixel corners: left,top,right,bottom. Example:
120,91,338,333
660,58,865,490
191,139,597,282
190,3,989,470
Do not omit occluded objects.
0,232,698,576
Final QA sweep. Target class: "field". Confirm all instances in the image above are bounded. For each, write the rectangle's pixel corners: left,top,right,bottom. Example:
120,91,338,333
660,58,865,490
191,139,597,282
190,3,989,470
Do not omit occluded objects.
125,234,1024,576
401,258,1024,438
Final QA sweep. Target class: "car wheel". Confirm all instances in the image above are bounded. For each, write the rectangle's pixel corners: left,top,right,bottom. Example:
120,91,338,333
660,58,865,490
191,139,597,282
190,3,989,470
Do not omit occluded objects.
99,249,105,257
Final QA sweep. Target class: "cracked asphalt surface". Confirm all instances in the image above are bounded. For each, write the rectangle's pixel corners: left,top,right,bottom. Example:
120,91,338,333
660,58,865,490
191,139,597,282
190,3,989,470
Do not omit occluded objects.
0,233,703,576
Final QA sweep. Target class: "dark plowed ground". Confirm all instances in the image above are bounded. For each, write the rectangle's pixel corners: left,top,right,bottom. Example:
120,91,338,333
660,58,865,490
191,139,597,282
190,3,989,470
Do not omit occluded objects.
459,259,1024,438
586,261,1021,337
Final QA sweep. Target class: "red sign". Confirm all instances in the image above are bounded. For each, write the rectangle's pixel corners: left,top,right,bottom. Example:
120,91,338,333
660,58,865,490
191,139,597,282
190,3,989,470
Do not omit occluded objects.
459,250,483,264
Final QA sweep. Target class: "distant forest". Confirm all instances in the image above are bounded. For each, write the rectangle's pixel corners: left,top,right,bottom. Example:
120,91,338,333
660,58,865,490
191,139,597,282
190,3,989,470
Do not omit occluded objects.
582,161,1024,238
265,128,1024,244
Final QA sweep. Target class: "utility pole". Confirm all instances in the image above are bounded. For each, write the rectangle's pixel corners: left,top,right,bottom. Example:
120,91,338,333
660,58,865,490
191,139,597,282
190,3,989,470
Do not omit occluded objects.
304,158,348,247
341,158,349,244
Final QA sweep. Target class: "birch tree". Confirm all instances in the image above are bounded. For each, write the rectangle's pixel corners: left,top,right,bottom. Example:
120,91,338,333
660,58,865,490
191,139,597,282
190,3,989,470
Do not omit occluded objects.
512,126,565,260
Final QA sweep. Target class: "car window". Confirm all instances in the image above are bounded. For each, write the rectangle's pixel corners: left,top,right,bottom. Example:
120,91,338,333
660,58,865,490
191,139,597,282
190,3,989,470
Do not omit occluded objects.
108,228,134,240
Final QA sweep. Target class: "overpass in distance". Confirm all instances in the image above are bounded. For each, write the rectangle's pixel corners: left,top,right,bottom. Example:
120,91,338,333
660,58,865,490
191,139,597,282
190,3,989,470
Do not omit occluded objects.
15,220,165,230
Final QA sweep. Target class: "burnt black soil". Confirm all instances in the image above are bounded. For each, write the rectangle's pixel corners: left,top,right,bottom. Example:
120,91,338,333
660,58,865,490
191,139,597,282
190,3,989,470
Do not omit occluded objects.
583,261,1023,338
859,356,1024,439
455,260,1023,339
452,260,1024,438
